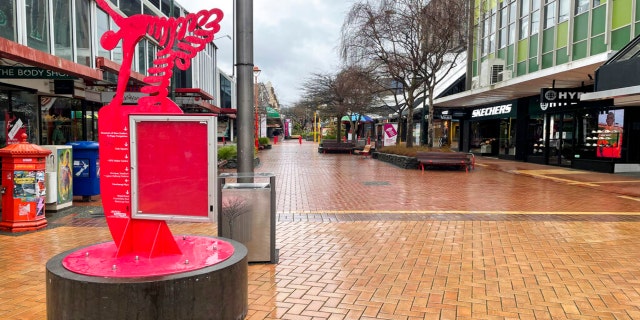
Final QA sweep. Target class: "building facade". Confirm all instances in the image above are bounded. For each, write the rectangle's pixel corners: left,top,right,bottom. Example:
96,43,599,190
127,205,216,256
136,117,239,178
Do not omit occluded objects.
435,0,640,173
0,0,226,148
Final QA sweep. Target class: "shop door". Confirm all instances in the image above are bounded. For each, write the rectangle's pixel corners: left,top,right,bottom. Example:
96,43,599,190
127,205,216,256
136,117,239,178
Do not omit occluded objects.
547,113,575,166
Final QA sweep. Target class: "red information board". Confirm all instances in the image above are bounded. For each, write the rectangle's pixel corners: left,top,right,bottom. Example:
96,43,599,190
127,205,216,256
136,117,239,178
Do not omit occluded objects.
129,115,217,222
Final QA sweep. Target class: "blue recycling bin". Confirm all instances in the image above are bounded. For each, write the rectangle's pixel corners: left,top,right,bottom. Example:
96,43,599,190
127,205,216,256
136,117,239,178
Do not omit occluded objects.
67,141,100,197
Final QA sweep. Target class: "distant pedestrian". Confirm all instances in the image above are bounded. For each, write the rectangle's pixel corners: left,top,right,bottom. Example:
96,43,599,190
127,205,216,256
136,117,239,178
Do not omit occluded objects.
298,135,302,144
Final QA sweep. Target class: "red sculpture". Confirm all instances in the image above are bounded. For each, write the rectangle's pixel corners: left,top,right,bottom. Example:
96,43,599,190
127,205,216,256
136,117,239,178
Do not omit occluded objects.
95,0,223,258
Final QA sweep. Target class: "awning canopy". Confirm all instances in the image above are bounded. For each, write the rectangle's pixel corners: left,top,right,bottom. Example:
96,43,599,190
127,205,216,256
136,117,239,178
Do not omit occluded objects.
266,106,280,118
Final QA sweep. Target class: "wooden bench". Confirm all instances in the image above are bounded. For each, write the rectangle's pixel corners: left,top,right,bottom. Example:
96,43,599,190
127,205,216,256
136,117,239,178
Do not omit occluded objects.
353,145,372,158
318,141,355,154
415,151,475,173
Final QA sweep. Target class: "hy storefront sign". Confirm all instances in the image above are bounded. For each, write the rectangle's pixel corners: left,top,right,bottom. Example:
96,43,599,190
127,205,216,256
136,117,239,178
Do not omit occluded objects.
539,88,587,111
0,66,76,79
471,101,517,120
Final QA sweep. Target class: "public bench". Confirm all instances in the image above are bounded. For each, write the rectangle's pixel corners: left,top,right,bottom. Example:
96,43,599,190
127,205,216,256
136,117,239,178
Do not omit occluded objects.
353,144,372,158
415,151,475,173
318,141,355,154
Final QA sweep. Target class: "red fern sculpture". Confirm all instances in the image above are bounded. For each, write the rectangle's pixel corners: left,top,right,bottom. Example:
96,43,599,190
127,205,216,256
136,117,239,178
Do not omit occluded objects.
96,0,223,107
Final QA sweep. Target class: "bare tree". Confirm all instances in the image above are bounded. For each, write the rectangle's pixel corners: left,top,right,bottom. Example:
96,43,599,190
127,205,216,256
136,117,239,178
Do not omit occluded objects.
341,0,468,147
300,65,381,142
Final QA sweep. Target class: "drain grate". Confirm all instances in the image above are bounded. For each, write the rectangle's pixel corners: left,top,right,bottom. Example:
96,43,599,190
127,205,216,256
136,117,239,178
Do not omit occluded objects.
362,181,390,186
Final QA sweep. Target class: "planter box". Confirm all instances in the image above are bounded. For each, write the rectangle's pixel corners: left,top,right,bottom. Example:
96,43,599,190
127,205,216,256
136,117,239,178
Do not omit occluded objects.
373,152,418,169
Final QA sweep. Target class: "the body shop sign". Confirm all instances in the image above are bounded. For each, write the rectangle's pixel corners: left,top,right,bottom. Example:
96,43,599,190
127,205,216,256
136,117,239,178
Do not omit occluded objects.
471,101,517,120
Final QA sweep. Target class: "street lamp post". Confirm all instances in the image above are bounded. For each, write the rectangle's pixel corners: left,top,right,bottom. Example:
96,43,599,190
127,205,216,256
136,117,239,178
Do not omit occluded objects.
253,66,261,150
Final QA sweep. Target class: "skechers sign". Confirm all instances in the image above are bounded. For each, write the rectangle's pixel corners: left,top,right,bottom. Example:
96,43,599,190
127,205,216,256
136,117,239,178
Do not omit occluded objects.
471,103,515,119
540,88,587,111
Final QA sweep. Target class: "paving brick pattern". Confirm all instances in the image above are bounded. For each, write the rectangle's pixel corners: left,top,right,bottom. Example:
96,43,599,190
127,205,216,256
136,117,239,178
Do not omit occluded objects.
1,140,639,319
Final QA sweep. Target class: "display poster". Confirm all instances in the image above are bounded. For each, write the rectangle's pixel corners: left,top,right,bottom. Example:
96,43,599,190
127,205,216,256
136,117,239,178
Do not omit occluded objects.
596,109,624,158
13,170,46,216
57,148,73,203
6,112,27,144
383,123,398,146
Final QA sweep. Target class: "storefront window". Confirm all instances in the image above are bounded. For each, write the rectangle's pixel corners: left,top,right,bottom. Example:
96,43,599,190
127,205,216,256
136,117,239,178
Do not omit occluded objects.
470,120,499,155
0,91,39,147
41,97,82,145
499,118,516,156
0,0,17,41
27,0,50,52
528,115,544,157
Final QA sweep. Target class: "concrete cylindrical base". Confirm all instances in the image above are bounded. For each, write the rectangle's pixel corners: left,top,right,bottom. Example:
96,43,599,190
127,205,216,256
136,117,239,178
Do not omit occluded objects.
46,238,248,320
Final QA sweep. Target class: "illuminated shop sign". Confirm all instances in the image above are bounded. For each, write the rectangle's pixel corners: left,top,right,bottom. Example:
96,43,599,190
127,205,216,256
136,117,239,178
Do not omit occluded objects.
471,103,514,119
539,88,588,111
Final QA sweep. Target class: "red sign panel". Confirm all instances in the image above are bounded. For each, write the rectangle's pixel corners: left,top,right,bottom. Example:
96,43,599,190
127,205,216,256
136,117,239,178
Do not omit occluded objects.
130,115,217,222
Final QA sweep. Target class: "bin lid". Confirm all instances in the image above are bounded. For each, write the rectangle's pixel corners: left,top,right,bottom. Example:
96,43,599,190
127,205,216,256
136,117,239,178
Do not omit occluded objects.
67,141,99,150
0,134,51,157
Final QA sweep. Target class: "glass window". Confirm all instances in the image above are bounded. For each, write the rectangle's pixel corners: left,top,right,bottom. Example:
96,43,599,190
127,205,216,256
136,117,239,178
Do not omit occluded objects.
111,24,122,63
0,0,17,41
558,0,569,22
499,28,507,48
76,0,91,66
520,15,530,39
509,1,517,23
544,1,556,29
160,0,171,16
137,38,147,73
592,0,605,7
575,0,589,14
97,9,110,59
42,97,82,145
508,23,516,45
53,0,73,61
147,43,156,75
500,6,508,28
532,0,541,11
531,10,540,35
120,0,141,17
148,0,159,10
172,3,180,18
521,0,530,16
27,0,50,52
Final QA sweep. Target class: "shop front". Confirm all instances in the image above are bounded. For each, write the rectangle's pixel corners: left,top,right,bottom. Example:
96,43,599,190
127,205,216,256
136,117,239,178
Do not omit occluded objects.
527,87,631,173
466,100,518,158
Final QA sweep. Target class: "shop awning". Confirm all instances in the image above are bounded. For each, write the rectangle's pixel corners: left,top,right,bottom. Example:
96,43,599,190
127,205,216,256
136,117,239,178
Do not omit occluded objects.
175,88,215,101
266,106,280,118
0,37,103,82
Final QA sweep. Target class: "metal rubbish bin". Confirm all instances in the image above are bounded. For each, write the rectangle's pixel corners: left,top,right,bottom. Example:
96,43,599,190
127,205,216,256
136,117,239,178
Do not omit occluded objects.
218,173,277,263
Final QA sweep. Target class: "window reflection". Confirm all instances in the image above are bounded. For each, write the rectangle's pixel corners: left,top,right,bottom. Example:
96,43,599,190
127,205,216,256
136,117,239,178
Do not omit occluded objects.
76,0,91,66
27,0,50,52
0,0,17,41
53,0,72,61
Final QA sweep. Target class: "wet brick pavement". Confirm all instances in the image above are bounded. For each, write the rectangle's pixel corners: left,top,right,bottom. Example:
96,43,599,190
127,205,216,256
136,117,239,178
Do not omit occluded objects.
1,139,639,319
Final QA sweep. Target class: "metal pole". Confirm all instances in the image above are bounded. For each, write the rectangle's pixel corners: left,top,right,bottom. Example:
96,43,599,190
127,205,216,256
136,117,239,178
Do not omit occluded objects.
236,0,255,176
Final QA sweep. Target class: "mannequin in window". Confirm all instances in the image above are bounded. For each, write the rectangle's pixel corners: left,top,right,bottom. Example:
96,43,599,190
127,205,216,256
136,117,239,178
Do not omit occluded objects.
52,122,65,145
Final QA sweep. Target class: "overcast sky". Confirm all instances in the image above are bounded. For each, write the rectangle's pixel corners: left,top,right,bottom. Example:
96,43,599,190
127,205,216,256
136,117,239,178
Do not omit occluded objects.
180,0,355,107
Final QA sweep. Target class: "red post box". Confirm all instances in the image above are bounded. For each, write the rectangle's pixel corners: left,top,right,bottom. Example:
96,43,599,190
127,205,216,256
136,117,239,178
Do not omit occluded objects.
0,134,51,232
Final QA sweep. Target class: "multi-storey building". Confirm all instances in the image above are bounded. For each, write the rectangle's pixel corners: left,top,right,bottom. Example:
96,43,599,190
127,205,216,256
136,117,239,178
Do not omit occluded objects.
434,0,640,173
0,0,229,147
